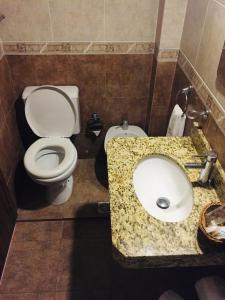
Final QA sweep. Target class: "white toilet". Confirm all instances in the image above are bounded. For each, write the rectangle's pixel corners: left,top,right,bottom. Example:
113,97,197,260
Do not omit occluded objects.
22,85,80,205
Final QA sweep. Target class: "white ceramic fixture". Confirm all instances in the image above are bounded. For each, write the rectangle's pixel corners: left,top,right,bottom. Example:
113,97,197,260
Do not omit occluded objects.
23,85,80,205
133,154,193,222
104,125,147,151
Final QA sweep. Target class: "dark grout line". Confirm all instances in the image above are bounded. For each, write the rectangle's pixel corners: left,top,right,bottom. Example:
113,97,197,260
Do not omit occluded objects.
16,216,111,223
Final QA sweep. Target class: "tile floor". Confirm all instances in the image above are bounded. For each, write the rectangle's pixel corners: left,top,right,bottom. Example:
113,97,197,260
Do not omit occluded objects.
2,157,225,299
0,219,112,300
1,218,225,300
17,159,108,220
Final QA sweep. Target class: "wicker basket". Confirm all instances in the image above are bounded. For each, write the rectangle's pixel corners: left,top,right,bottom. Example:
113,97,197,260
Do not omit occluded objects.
199,203,225,244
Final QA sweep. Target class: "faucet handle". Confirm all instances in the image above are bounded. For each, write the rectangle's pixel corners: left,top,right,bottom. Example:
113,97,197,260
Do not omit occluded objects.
193,151,217,162
206,151,217,163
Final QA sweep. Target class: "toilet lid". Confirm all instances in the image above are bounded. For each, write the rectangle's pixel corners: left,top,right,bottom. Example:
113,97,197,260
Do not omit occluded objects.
25,86,76,137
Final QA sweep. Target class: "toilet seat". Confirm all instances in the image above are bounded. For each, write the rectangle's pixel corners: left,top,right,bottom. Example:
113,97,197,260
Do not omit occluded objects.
24,137,77,179
24,86,76,137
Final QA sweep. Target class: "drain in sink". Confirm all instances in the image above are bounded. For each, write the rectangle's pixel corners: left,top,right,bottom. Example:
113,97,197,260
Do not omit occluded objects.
156,197,170,209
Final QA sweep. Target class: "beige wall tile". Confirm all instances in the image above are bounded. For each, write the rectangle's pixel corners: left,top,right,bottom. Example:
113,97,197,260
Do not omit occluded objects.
216,0,225,5
196,0,225,109
180,0,209,66
105,0,158,42
0,0,158,43
0,0,52,41
159,0,187,49
49,0,104,41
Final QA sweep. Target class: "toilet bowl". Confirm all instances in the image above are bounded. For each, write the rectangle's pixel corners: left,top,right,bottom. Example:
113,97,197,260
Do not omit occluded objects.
22,85,80,205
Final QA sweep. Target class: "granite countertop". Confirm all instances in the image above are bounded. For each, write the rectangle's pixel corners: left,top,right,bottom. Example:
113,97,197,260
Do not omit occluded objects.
107,128,225,268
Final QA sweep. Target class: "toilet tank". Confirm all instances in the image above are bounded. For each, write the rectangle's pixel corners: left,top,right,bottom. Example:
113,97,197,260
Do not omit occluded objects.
22,85,80,135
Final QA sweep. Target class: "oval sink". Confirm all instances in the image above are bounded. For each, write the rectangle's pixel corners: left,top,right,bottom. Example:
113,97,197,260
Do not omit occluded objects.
133,155,193,223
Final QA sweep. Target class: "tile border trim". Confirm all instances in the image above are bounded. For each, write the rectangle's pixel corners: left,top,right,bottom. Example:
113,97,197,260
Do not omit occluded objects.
3,41,155,55
155,48,179,62
178,50,225,136
3,42,180,61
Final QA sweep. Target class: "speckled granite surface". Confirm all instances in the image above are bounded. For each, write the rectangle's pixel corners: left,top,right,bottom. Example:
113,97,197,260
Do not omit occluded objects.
107,128,225,268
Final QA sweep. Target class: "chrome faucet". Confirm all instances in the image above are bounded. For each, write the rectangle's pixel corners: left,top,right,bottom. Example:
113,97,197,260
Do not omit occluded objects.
121,120,128,130
185,151,217,186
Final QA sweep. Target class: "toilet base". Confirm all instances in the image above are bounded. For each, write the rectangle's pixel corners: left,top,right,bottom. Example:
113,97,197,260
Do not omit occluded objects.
48,175,74,205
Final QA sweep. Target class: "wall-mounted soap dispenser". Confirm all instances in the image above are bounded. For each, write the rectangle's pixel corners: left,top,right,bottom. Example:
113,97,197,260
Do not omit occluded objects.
86,113,103,138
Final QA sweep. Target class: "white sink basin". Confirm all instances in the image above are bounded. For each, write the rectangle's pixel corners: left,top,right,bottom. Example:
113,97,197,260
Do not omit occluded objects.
133,155,193,223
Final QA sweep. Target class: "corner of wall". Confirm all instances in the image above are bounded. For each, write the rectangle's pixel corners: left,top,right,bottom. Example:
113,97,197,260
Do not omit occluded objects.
158,0,188,52
0,38,4,60
147,0,187,136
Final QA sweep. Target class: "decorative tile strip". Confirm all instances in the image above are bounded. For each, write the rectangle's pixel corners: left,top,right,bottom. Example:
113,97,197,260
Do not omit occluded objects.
3,41,154,55
183,60,202,91
198,84,211,106
128,42,154,54
85,42,106,54
177,51,186,67
178,50,225,135
197,84,224,122
86,42,154,54
210,99,225,121
3,42,46,54
218,117,225,135
42,42,90,54
157,49,179,62
87,42,133,54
